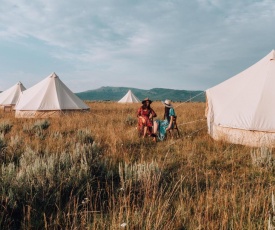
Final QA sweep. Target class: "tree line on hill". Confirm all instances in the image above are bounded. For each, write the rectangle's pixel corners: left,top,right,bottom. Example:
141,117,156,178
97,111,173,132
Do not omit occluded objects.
76,86,205,102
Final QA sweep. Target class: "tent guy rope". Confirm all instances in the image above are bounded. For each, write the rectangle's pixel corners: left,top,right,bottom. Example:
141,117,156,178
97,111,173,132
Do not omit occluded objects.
177,118,206,127
174,91,205,109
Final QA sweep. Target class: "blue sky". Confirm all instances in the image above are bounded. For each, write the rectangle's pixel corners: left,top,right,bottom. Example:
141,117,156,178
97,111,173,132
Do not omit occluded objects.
0,0,274,93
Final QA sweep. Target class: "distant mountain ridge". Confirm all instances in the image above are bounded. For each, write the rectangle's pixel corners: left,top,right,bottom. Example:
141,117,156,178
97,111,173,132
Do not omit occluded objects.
76,86,205,102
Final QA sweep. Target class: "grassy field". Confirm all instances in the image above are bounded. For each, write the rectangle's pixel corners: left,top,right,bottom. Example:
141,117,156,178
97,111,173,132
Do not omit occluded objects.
0,101,274,229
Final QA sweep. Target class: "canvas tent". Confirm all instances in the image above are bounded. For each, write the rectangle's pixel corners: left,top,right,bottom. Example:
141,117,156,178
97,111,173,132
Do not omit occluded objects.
206,50,275,147
15,72,89,118
0,82,26,110
118,90,140,103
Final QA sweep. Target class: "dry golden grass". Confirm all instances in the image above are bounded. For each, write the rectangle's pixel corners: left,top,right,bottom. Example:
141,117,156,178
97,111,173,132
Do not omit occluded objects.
0,101,274,229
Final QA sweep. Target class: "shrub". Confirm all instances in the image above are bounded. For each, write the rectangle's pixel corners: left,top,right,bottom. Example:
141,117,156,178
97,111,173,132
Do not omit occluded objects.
0,121,12,135
33,119,50,130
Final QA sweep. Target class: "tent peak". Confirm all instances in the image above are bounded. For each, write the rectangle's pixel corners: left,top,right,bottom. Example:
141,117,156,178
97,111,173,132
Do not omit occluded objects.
118,89,140,103
50,72,58,78
270,50,275,60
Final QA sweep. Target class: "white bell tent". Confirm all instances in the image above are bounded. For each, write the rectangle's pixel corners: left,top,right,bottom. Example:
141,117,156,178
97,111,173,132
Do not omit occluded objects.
0,82,26,109
15,72,89,118
206,50,275,147
118,90,140,103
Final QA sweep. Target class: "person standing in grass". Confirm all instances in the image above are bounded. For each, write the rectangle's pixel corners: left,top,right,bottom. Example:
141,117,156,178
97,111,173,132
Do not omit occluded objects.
152,99,176,141
137,98,157,138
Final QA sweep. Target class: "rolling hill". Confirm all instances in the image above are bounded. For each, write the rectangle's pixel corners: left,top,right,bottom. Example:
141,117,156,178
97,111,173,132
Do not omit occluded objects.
76,86,205,102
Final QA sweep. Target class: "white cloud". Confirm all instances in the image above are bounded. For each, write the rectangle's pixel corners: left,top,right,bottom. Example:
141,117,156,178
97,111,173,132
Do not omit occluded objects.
0,0,275,92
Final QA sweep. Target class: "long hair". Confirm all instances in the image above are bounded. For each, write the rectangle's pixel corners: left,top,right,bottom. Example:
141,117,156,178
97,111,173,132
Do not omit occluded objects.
164,107,170,120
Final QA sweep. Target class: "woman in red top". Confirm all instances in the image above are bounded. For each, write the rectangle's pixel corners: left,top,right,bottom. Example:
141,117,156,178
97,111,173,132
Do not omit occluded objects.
137,98,157,138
